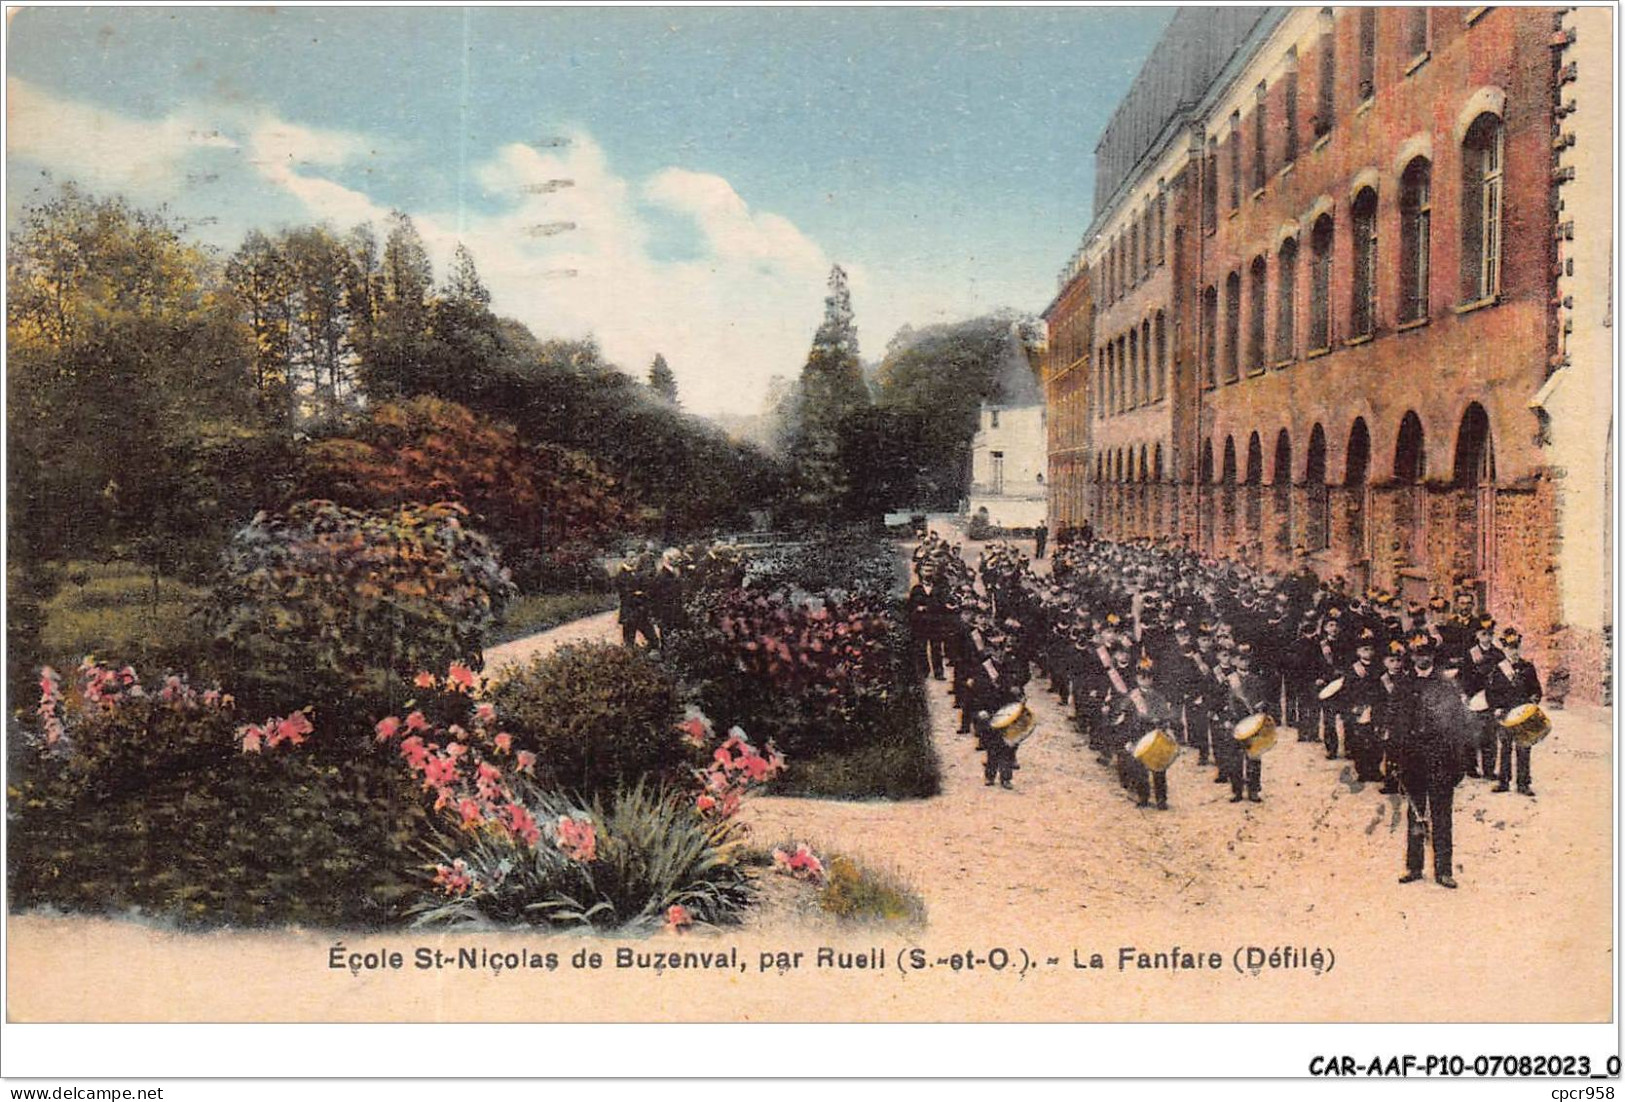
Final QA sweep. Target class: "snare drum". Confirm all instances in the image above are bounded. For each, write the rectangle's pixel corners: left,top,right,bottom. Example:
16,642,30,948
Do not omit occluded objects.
1500,703,1552,747
1317,677,1345,702
1132,728,1180,772
1233,713,1277,760
990,701,1038,747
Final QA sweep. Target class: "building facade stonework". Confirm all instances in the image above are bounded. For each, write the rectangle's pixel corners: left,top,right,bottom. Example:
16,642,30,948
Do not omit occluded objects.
1041,6,1611,701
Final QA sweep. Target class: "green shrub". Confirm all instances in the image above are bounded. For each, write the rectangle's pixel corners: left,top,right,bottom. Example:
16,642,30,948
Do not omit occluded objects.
8,659,423,927
818,854,926,925
489,643,684,799
485,590,618,647
409,781,752,931
212,500,513,721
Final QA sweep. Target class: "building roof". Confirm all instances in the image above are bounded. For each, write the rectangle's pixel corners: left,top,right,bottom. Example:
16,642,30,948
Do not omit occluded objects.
1091,7,1273,215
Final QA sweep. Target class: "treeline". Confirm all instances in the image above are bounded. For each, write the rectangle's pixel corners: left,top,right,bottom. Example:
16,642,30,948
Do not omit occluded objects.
8,185,780,576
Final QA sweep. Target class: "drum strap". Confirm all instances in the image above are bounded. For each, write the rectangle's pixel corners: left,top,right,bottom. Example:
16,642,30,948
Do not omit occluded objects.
1130,688,1148,717
1106,668,1130,696
1498,660,1516,682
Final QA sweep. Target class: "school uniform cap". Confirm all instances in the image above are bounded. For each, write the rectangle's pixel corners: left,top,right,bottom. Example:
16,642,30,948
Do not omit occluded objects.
1476,616,1496,632
1427,594,1450,611
1356,627,1376,643
1500,628,1522,646
1386,639,1409,656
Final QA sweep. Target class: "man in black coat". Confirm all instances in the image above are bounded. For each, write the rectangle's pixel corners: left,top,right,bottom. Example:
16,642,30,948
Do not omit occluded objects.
1397,645,1471,889
906,562,953,681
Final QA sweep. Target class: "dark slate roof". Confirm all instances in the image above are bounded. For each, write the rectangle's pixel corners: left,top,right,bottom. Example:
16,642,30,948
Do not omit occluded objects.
1092,7,1273,215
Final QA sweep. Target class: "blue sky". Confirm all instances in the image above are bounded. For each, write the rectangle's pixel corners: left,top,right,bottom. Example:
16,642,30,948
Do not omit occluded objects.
8,5,1171,415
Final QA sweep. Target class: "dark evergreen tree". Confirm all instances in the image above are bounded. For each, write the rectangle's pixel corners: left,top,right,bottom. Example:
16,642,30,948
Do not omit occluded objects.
647,353,679,405
788,265,870,519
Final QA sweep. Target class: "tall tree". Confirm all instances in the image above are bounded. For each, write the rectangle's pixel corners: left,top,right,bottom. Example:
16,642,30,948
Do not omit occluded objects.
647,353,679,405
358,210,436,399
788,265,870,519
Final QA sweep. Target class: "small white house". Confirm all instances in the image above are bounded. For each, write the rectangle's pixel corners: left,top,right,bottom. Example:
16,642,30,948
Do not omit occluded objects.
967,403,1048,529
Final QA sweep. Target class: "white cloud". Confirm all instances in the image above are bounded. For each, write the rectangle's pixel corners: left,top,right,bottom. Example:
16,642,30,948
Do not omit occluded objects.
7,77,237,196
7,80,916,416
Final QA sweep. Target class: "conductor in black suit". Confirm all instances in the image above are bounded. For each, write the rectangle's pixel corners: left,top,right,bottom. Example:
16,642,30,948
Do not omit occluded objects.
1397,644,1470,889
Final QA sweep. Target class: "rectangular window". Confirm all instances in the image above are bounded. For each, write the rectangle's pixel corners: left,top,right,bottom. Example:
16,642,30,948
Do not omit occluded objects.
1284,66,1300,164
1253,83,1268,192
1156,192,1167,265
1309,219,1332,349
1351,191,1378,337
1203,141,1218,232
1229,114,1241,211
1358,8,1377,103
1406,8,1429,60
1316,11,1336,138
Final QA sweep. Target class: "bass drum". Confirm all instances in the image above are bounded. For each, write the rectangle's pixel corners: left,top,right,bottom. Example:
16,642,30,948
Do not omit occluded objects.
991,701,1038,747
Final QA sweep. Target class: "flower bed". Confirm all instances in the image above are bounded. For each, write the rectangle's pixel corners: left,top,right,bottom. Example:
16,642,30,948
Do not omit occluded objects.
665,534,938,799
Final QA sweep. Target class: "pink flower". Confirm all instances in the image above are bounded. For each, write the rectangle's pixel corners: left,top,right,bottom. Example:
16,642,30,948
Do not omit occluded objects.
475,761,504,800
423,753,458,790
474,702,498,726
433,859,475,896
516,749,537,776
502,803,541,846
374,715,402,742
457,798,484,829
399,735,430,770
239,724,264,754
493,732,513,754
404,711,430,732
695,794,716,813
445,741,468,760
678,717,709,748
272,712,314,747
556,816,598,862
447,663,476,693
666,904,692,932
413,671,438,689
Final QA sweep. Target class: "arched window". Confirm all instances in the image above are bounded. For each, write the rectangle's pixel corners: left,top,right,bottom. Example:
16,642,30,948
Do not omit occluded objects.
1400,158,1432,323
1200,438,1215,483
1345,418,1371,487
1395,411,1426,483
1453,403,1495,488
1461,113,1504,303
1130,215,1141,285
1273,429,1293,554
1098,344,1108,417
1202,285,1219,385
1249,255,1268,372
1224,271,1241,382
1306,423,1330,551
1351,187,1379,338
1154,443,1164,481
1105,342,1116,414
1276,237,1299,361
1128,328,1140,407
1154,311,1167,401
1309,214,1334,349
1141,319,1152,403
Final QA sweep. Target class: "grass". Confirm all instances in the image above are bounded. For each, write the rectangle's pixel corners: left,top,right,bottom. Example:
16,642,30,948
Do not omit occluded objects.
746,839,927,926
817,854,927,925
768,678,941,800
38,561,213,671
485,590,619,647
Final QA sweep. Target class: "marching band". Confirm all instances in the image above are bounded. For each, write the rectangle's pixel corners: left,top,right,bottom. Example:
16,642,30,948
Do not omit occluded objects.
907,529,1551,890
